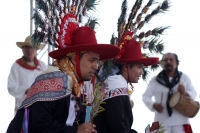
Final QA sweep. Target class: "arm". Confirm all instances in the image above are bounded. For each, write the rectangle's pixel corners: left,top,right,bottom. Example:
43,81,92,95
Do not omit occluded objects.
142,77,156,112
105,96,130,133
183,74,197,99
7,63,28,99
31,100,78,133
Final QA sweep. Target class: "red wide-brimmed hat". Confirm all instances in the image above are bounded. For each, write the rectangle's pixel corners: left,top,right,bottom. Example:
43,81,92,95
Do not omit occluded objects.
117,39,159,66
49,27,120,60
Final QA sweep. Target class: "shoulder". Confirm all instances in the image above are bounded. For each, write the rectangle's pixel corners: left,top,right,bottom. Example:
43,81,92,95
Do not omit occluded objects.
180,72,191,82
105,75,128,89
20,70,69,109
38,60,46,65
146,76,158,89
38,60,48,70
39,66,60,75
9,61,22,71
149,76,157,83
36,68,67,82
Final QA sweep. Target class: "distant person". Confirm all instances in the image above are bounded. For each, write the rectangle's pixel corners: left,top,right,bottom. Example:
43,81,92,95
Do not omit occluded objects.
7,36,48,115
142,52,197,133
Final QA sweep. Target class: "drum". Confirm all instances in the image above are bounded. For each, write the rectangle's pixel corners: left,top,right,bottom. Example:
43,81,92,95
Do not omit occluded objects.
169,92,199,118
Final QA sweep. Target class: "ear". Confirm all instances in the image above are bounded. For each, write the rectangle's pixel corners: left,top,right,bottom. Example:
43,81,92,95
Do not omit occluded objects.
123,64,128,72
160,60,164,69
70,54,76,65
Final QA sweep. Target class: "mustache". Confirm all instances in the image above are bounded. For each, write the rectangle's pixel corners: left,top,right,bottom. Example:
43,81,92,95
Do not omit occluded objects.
165,64,172,67
89,71,95,74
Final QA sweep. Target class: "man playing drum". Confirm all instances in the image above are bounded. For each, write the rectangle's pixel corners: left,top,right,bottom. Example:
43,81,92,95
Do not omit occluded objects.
142,52,197,133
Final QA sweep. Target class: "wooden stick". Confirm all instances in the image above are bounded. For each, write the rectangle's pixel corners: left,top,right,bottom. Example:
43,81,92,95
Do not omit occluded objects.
160,92,163,104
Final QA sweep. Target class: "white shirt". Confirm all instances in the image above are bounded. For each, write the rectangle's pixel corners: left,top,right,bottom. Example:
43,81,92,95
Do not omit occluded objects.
7,61,47,114
142,73,197,127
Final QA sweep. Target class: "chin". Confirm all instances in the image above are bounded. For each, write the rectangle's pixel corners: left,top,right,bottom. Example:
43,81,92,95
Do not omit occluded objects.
165,69,173,73
82,77,92,81
131,80,138,83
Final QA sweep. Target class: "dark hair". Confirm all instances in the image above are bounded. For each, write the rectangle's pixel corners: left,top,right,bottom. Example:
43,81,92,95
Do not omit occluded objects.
163,52,180,65
116,63,135,75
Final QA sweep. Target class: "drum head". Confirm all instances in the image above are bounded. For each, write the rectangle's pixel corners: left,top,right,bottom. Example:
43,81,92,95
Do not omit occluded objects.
169,92,181,108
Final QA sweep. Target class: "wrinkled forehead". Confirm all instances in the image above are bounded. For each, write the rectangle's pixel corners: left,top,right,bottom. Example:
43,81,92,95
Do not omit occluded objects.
22,46,37,50
163,53,176,60
129,62,144,67
82,51,100,60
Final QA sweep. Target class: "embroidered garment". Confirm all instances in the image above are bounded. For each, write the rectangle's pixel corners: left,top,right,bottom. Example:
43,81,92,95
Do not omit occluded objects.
93,74,134,133
19,70,70,109
100,74,130,101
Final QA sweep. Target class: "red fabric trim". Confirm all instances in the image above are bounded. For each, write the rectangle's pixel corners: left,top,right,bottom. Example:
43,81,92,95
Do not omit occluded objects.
183,124,193,133
20,128,23,133
16,56,41,70
101,87,129,101
91,76,96,85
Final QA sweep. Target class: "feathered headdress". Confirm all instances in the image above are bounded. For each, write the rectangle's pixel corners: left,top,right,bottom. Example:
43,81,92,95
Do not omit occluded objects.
31,0,100,49
110,0,171,81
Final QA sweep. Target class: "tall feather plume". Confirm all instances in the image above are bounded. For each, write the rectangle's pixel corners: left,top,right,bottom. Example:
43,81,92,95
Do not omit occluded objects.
31,0,100,49
84,0,99,15
85,18,99,30
133,0,155,32
109,0,171,81
77,0,84,15
125,0,143,32
117,0,127,40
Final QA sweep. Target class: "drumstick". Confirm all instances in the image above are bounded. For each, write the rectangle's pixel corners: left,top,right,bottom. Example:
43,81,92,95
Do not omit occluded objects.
160,92,163,104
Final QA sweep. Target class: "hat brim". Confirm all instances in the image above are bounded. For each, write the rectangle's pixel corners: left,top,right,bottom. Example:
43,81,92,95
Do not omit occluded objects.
117,57,159,66
16,42,44,50
49,44,120,60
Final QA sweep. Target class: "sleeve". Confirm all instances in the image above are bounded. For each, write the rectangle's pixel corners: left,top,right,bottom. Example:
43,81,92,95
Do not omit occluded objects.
31,100,78,133
182,74,197,99
105,96,129,133
6,108,25,133
142,77,156,112
7,63,27,99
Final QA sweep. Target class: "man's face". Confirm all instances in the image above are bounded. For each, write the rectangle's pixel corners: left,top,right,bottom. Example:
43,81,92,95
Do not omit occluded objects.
161,53,177,73
128,63,144,83
22,46,37,61
79,51,100,81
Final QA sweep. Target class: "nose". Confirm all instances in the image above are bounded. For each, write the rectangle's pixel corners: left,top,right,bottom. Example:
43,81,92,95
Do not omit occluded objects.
166,59,171,64
141,68,144,75
164,58,171,64
92,61,99,70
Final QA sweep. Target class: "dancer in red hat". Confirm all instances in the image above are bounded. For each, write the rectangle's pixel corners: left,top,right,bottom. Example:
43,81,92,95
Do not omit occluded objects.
92,0,171,132
6,1,120,133
93,31,158,133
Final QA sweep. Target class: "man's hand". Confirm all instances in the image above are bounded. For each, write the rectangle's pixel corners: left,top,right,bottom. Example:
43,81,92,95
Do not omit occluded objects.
77,122,97,133
178,83,188,96
153,103,163,113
